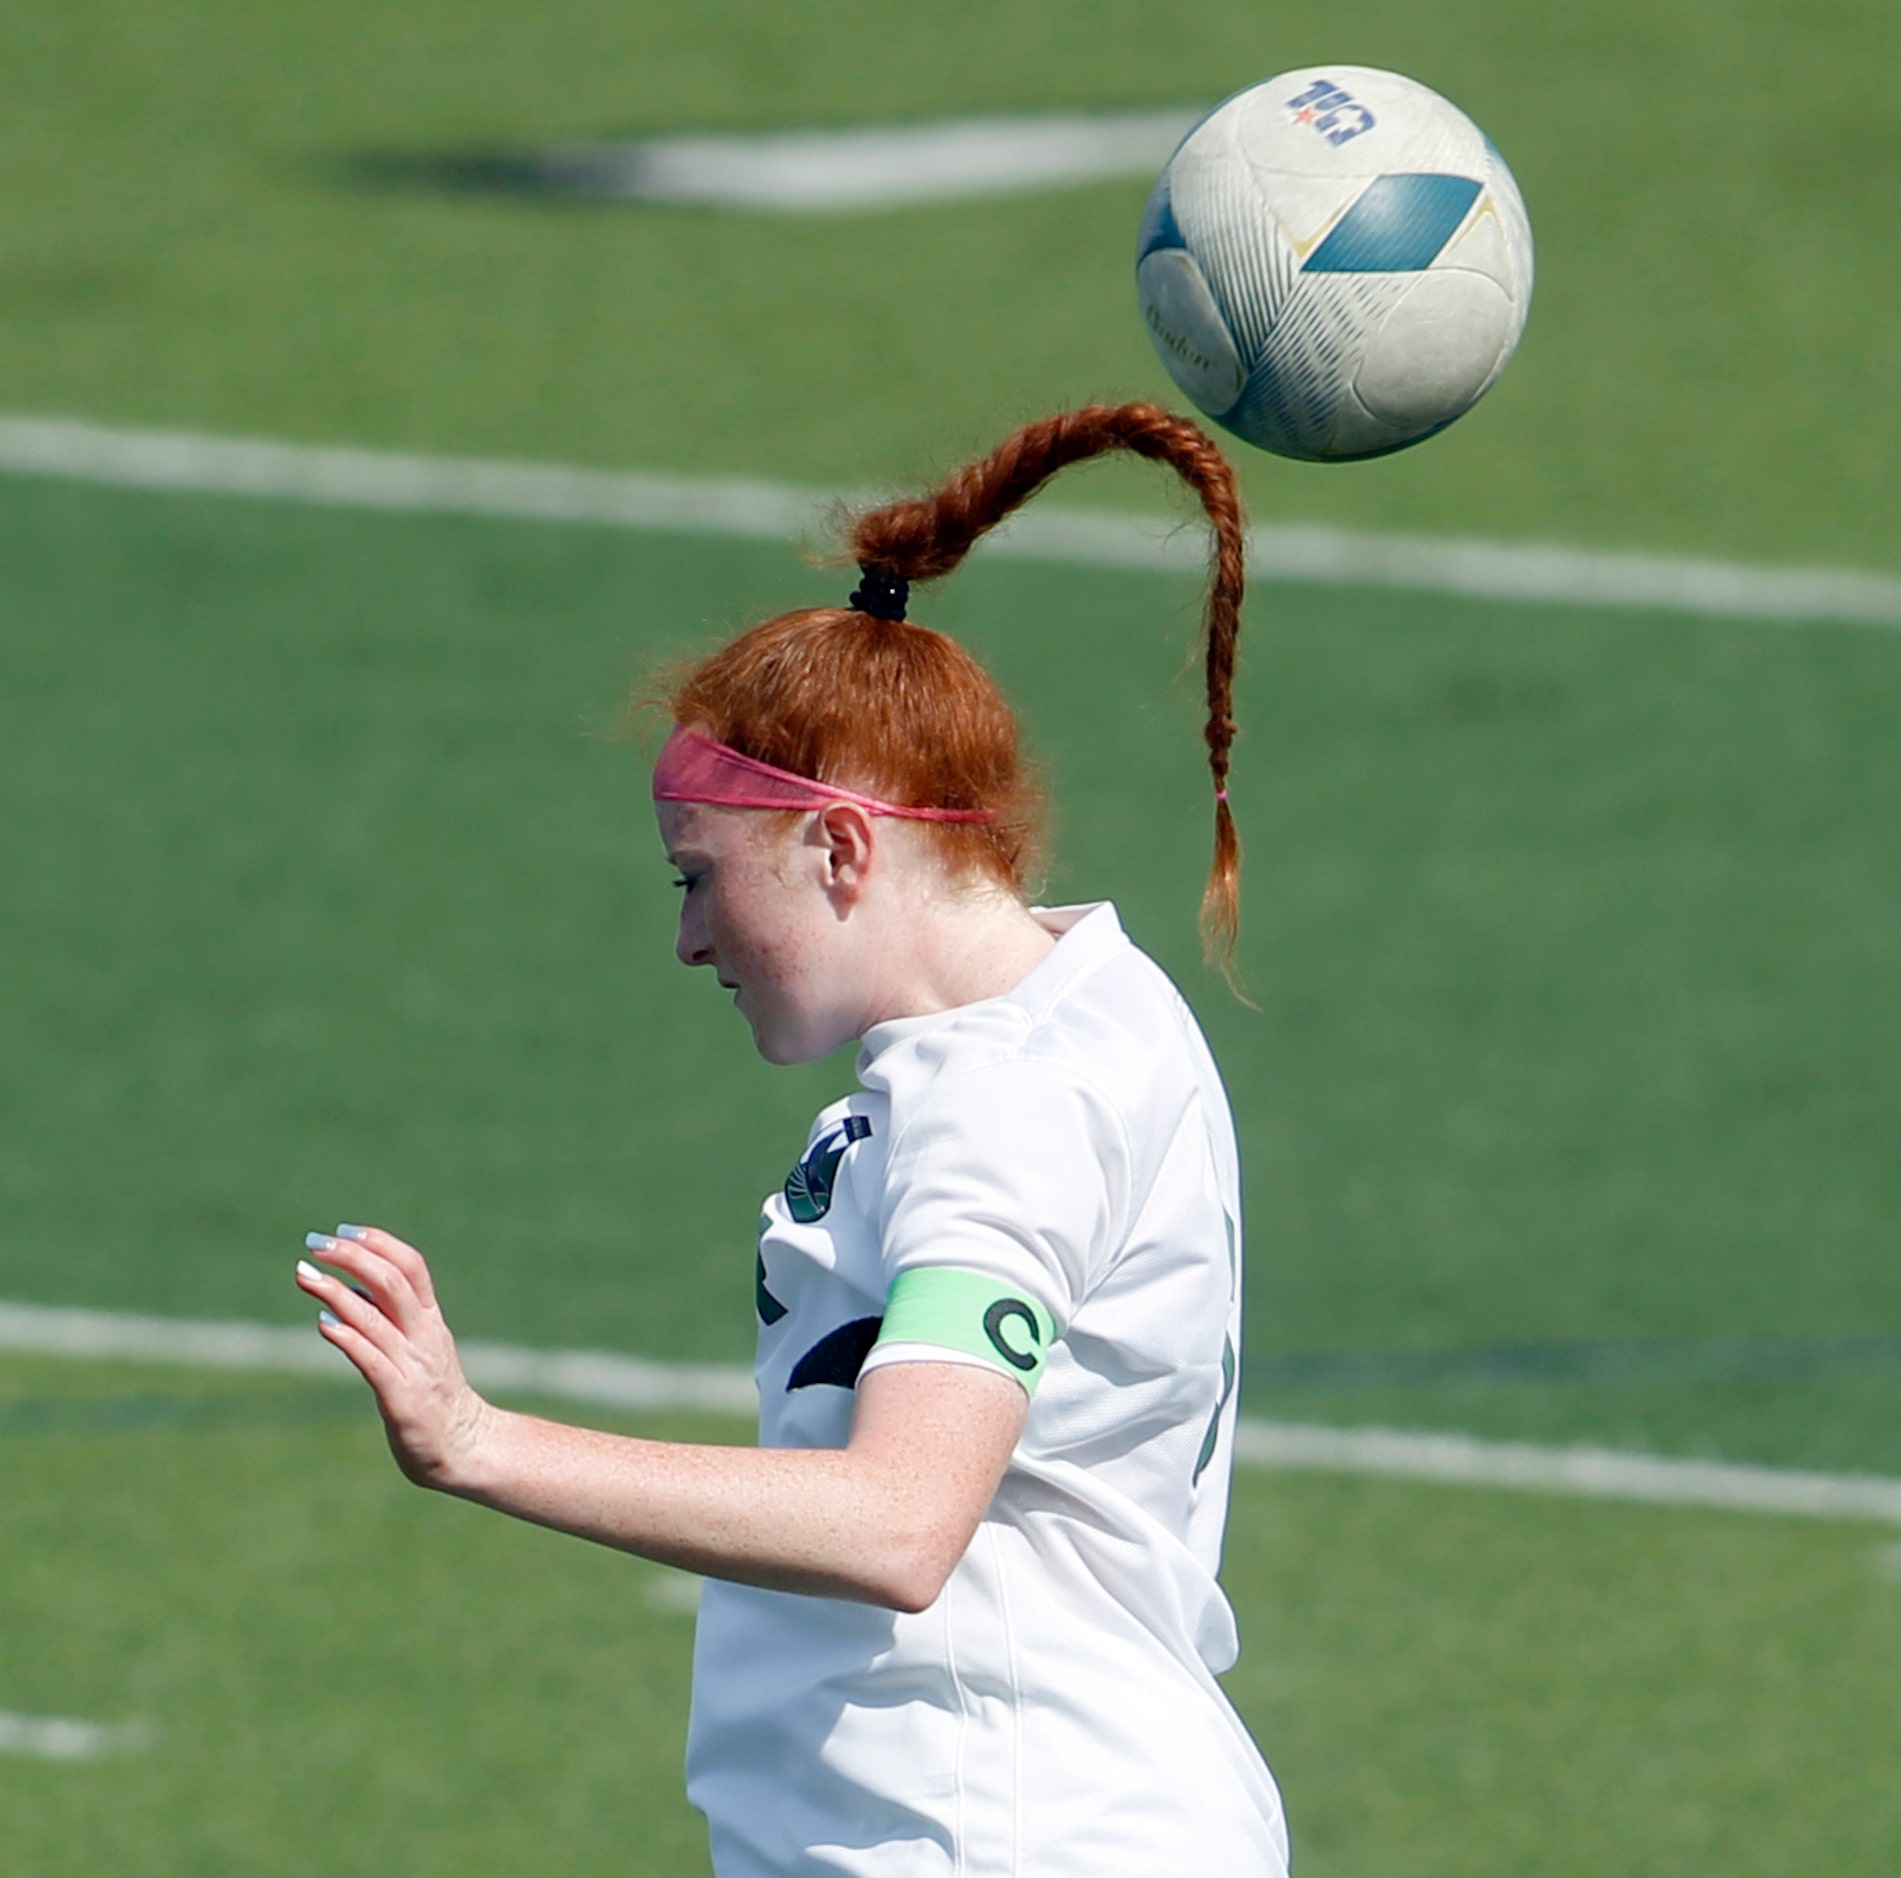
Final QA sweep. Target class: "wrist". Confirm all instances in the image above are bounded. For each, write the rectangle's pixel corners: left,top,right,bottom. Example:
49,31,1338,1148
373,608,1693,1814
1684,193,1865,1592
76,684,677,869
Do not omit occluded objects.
429,1391,511,1499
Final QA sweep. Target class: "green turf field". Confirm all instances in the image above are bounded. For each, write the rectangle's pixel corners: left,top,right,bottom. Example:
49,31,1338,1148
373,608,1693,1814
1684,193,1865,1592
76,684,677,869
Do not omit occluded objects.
3,0,1898,1870
6,1357,1900,1876
5,478,1898,1470
2,0,1897,566
5,472,1899,1871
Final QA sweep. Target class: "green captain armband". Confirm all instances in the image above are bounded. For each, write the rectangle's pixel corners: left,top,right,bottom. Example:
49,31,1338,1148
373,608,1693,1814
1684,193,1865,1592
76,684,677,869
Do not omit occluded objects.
874,1267,1059,1395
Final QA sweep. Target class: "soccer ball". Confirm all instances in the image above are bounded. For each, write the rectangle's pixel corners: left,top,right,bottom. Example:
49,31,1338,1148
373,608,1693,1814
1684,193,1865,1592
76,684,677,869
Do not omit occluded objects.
1136,67,1533,462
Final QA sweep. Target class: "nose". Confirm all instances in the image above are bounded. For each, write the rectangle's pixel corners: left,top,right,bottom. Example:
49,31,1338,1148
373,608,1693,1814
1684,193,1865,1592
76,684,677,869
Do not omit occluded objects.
676,898,713,970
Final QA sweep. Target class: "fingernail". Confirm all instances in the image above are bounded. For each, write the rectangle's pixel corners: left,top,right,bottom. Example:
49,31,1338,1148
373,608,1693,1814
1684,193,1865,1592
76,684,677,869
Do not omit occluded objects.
296,1259,322,1282
318,1308,341,1327
335,1224,370,1242
305,1232,337,1253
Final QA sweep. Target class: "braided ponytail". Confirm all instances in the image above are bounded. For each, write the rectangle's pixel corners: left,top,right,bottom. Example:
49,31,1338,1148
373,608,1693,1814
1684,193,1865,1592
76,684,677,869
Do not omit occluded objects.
662,403,1248,977
848,403,1247,969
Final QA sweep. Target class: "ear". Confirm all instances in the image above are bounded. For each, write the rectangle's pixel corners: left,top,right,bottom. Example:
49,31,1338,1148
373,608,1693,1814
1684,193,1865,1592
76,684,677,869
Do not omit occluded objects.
815,801,877,902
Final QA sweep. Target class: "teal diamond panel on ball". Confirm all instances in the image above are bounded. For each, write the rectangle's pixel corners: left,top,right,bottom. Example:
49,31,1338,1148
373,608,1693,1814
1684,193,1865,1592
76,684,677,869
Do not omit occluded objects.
1303,172,1483,273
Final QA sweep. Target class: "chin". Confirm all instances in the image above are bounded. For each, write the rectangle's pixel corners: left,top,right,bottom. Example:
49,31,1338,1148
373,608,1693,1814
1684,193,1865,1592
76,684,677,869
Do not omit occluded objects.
753,1032,825,1068
748,1015,849,1068
741,1009,795,1066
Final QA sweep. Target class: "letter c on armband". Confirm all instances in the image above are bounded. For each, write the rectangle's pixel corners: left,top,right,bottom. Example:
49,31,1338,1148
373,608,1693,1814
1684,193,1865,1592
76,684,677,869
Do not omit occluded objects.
982,1298,1042,1372
873,1267,1059,1396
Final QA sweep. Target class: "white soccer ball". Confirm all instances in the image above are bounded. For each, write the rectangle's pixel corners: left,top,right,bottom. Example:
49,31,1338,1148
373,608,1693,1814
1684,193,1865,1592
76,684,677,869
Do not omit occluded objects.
1136,68,1534,461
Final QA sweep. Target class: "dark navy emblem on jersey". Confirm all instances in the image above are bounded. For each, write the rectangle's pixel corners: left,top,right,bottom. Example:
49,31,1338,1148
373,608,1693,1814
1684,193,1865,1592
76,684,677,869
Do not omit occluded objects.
755,1247,788,1326
787,1316,884,1391
784,1114,873,1224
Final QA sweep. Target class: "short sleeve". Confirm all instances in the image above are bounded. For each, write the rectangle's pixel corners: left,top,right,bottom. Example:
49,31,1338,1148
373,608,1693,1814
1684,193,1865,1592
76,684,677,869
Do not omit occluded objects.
871,1057,1132,1336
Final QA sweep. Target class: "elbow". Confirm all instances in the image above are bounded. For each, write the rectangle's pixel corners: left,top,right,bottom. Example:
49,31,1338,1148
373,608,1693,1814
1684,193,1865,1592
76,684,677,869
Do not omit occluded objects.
848,1528,965,1615
877,1562,951,1617
865,1565,950,1617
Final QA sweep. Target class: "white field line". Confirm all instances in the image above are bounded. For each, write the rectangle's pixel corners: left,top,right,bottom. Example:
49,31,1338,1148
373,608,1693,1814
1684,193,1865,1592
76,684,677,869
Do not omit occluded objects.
5,1301,1901,1526
547,111,1202,212
0,1710,151,1761
0,1300,757,1416
1,414,1898,628
1227,1421,1901,1525
644,1569,707,1615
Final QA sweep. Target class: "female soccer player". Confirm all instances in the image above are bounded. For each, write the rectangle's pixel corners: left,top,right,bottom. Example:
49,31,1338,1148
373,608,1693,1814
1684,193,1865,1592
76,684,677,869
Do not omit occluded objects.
295,403,1289,1875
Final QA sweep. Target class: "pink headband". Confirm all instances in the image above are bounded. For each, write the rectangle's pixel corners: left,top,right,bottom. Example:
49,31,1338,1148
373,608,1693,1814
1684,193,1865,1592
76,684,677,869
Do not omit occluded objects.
652,726,1000,824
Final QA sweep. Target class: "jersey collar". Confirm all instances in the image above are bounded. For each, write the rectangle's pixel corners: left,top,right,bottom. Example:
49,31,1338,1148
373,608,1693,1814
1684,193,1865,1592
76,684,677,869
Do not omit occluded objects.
856,901,1127,1071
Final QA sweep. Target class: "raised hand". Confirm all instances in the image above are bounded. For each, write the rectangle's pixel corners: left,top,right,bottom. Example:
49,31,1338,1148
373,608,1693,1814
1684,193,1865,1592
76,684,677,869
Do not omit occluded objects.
294,1224,497,1491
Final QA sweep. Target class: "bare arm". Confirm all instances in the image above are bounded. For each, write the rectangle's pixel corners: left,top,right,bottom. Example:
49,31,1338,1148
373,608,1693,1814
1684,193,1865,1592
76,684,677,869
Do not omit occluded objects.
295,1226,1027,1614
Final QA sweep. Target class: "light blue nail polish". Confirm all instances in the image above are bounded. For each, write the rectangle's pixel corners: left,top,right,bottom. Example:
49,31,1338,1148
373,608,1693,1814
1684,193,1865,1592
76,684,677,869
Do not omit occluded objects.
335,1224,371,1242
318,1308,341,1327
305,1231,337,1253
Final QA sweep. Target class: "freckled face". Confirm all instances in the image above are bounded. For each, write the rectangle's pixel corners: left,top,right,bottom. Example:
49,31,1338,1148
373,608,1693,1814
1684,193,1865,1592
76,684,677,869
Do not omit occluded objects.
658,800,853,1065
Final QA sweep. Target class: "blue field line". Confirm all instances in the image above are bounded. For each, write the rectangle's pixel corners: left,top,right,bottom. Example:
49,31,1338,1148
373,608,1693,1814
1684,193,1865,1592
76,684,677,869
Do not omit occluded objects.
0,415,1897,629
4,1300,1899,1525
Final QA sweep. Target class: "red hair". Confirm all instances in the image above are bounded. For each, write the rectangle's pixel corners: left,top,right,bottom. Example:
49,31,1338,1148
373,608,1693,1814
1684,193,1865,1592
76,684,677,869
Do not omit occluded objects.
661,403,1248,968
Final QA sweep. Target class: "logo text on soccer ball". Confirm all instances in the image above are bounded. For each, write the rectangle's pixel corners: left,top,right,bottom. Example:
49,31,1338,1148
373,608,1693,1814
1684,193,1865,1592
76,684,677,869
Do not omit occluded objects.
1145,303,1219,376
1284,79,1376,147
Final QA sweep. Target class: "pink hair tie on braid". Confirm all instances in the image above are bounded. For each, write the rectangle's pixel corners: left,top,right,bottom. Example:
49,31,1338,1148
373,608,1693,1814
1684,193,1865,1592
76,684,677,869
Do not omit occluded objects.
653,725,1000,824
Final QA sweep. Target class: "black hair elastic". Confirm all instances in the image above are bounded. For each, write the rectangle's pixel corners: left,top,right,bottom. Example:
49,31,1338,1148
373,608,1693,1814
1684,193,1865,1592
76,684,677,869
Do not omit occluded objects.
847,568,909,622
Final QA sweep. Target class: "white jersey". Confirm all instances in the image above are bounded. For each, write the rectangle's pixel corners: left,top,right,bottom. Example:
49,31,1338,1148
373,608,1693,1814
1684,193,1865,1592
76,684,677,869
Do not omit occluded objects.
687,903,1288,1876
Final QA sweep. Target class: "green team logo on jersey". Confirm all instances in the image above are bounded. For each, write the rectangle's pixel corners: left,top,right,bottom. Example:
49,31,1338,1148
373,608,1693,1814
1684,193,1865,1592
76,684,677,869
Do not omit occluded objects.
1193,1334,1237,1484
784,1115,873,1224
875,1267,1058,1396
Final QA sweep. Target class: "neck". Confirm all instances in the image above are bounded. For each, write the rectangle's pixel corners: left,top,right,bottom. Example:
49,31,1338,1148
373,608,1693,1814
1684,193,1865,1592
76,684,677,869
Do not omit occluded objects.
860,888,1056,1030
